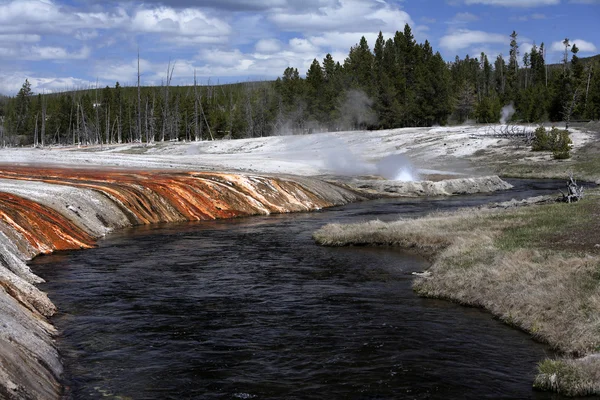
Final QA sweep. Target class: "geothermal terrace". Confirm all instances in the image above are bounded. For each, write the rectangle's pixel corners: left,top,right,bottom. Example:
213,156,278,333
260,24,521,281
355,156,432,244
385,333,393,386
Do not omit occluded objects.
0,125,592,398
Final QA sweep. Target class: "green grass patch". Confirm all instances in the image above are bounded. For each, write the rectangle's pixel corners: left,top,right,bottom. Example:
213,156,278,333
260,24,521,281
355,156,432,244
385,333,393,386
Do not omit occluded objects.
495,197,599,252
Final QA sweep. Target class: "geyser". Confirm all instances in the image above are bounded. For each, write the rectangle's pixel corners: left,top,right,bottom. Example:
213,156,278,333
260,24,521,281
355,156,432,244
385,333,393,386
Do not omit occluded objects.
500,103,515,124
376,154,419,182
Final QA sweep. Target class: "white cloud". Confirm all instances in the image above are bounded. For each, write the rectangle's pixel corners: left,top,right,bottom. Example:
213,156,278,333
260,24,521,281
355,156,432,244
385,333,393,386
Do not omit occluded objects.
269,0,412,34
255,39,283,53
308,31,392,53
440,29,508,52
0,34,40,43
0,0,128,35
464,0,560,6
92,58,155,83
448,12,480,24
75,30,99,41
0,71,96,95
289,38,320,54
551,39,597,53
521,42,534,56
199,49,245,66
130,7,231,39
0,45,90,61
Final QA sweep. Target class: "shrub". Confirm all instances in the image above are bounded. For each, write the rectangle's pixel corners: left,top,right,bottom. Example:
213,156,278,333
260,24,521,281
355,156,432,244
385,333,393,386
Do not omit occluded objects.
532,126,551,151
531,126,572,159
552,129,572,159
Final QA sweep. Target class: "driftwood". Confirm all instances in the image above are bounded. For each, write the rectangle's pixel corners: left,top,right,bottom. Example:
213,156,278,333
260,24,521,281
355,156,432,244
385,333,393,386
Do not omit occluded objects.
558,174,584,203
481,125,535,144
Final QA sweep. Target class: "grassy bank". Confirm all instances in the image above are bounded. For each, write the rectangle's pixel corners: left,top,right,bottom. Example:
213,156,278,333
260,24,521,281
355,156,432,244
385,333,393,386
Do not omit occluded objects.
313,191,600,396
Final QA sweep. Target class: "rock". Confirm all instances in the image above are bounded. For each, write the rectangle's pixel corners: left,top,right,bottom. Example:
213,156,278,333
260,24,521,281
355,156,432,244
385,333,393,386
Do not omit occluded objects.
348,176,513,197
412,271,432,278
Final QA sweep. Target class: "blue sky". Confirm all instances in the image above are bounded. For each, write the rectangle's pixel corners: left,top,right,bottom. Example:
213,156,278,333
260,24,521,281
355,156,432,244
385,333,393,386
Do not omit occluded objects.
0,0,598,95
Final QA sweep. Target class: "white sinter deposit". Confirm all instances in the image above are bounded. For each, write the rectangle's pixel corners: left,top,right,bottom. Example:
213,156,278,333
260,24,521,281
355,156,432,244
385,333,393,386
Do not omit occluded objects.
0,124,591,177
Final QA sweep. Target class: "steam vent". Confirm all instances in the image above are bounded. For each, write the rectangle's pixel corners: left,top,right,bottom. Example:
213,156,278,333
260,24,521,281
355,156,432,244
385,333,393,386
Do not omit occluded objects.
0,165,363,399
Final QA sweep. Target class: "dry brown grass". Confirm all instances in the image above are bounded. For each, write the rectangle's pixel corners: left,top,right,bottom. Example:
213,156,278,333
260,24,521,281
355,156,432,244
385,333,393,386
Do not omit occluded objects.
313,193,600,396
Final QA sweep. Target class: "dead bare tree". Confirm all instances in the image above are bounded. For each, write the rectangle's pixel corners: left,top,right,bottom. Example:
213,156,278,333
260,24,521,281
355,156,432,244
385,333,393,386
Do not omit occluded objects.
161,60,175,142
559,174,584,203
137,49,142,143
200,79,214,140
40,91,46,147
33,112,38,147
563,88,579,130
243,83,254,138
172,94,180,141
145,96,150,145
483,124,535,144
193,69,201,141
585,63,593,111
150,90,156,143
95,80,101,147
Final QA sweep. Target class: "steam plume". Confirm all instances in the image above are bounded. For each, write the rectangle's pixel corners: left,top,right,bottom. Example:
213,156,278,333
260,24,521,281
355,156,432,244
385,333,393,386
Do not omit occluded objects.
500,103,515,124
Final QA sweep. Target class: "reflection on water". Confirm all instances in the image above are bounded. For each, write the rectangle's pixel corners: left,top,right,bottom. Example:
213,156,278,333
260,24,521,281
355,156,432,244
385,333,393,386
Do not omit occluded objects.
32,180,567,399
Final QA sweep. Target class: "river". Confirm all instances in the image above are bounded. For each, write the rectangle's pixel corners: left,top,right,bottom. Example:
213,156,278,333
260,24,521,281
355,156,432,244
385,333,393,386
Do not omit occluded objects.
31,180,568,399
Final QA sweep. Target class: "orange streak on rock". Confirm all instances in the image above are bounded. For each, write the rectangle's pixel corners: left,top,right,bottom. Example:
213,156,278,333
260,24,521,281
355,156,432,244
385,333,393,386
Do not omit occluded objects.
0,166,340,236
0,192,96,254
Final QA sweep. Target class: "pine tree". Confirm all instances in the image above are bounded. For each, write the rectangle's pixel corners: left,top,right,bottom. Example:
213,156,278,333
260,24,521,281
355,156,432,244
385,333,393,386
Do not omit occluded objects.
15,79,33,138
344,36,375,95
322,53,342,126
305,58,325,124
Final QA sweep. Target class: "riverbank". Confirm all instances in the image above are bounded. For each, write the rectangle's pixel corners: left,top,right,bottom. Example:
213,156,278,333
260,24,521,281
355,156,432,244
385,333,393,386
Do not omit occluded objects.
314,186,600,396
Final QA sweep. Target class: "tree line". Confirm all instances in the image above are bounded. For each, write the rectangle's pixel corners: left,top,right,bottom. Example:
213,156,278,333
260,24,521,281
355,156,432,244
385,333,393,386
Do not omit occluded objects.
0,24,599,146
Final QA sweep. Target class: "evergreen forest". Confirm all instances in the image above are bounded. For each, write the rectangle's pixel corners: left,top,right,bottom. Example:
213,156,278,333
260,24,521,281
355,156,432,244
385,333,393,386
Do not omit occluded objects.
0,24,599,146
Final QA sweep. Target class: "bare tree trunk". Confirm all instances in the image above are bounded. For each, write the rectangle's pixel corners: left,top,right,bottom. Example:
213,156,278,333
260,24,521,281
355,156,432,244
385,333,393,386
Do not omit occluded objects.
161,60,175,142
544,46,548,88
227,90,234,138
193,70,200,141
564,88,579,129
41,92,46,147
34,112,38,147
145,96,149,144
111,117,118,144
95,81,101,147
150,92,156,143
106,104,110,145
244,84,254,138
68,96,74,146
585,64,593,110
201,80,214,140
76,102,80,146
172,95,180,141
137,49,142,143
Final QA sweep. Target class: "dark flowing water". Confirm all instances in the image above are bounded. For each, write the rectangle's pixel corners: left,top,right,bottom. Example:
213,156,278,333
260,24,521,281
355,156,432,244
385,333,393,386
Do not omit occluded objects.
32,180,572,399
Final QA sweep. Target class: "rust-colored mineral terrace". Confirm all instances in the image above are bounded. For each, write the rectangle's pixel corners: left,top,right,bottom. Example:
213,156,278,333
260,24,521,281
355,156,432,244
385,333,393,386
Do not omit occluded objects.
0,192,96,254
0,165,358,253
